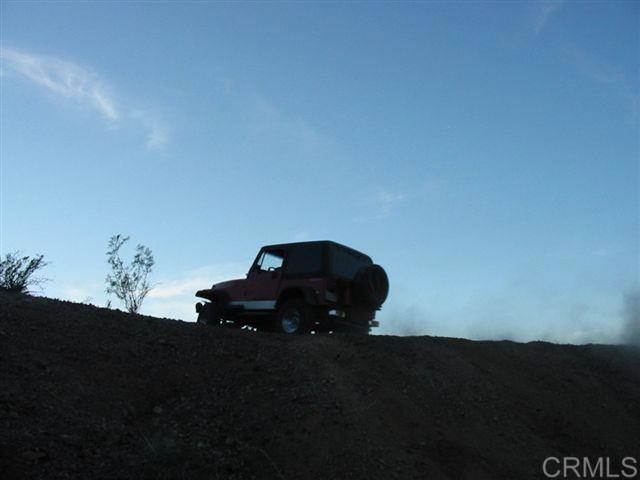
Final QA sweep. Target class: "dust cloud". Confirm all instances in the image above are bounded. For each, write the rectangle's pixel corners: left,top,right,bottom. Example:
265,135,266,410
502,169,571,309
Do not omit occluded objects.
621,290,640,346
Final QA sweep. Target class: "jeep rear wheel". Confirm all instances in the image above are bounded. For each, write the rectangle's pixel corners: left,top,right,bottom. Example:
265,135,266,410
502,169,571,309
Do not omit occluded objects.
276,299,311,334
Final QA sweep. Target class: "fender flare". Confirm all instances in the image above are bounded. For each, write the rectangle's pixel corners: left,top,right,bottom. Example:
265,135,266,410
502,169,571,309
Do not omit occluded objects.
195,289,230,307
277,287,320,309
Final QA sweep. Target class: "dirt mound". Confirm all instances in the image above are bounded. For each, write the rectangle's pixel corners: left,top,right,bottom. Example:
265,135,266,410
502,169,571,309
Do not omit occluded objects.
1,291,639,479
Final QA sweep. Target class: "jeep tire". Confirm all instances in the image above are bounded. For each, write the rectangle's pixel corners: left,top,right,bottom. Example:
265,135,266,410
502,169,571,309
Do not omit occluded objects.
197,302,221,325
276,299,311,334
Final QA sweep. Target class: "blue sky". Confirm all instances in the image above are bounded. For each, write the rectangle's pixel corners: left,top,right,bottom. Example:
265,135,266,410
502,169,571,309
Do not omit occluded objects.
1,1,638,343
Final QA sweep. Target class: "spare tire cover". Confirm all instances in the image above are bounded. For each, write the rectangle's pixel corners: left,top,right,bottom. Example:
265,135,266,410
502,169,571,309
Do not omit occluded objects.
353,264,389,309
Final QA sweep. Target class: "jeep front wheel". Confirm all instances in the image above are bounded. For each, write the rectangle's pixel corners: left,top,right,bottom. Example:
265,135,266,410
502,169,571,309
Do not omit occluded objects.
197,302,221,325
276,299,311,334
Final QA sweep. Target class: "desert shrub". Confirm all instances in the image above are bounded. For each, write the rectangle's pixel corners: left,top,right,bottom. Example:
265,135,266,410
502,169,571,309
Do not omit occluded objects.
105,234,155,314
0,251,49,293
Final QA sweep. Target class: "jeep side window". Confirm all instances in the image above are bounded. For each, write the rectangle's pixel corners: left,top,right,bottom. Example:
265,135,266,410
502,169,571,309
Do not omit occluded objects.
285,244,323,276
257,250,284,272
330,246,372,279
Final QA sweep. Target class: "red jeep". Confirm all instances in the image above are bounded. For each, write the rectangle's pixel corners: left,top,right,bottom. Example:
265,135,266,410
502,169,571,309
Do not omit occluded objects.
195,241,388,334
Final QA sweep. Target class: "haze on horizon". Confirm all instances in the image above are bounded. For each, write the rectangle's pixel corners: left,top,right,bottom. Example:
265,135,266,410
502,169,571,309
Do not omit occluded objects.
1,1,638,344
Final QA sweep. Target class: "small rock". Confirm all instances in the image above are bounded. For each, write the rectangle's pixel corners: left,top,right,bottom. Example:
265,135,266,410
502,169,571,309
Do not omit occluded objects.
153,406,164,414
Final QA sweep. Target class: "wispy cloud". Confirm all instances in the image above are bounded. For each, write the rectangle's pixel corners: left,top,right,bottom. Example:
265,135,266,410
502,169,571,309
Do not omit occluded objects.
46,281,106,307
352,189,408,223
246,94,328,156
144,264,245,321
362,178,445,223
1,47,118,120
293,231,312,242
131,109,169,152
592,247,613,258
146,124,169,151
352,176,444,223
531,0,564,36
377,190,408,217
59,286,95,303
148,264,244,300
48,264,244,319
1,47,168,150
149,277,209,300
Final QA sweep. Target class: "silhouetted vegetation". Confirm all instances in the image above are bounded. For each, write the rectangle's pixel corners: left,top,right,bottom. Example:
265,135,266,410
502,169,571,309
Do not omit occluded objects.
105,234,155,314
0,251,49,293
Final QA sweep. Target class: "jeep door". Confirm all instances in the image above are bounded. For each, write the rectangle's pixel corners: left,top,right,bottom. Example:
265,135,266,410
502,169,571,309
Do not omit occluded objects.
243,249,284,309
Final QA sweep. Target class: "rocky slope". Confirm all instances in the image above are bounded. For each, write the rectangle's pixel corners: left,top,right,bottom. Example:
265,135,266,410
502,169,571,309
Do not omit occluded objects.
1,291,639,479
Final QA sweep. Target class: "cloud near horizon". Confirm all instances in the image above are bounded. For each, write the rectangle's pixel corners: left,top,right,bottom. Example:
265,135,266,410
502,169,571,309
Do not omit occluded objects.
144,263,246,321
1,47,168,150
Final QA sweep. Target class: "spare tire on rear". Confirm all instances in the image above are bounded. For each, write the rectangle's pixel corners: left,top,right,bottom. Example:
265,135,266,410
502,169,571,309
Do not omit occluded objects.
352,264,389,309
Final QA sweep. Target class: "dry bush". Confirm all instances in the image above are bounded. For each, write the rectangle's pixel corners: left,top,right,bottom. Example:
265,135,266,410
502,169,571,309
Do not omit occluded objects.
105,234,155,314
0,251,49,293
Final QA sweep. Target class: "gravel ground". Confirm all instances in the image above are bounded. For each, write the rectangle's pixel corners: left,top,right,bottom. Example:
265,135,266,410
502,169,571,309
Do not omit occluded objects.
1,290,639,479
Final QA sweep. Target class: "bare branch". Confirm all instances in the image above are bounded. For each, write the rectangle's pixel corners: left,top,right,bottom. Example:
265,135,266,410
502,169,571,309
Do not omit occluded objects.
105,234,154,314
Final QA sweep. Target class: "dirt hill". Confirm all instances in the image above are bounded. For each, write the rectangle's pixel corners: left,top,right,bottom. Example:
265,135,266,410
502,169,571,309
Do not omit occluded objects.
1,290,639,480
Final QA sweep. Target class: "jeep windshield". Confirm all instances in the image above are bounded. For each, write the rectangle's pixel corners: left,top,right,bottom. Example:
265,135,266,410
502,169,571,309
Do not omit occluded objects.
329,245,372,279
